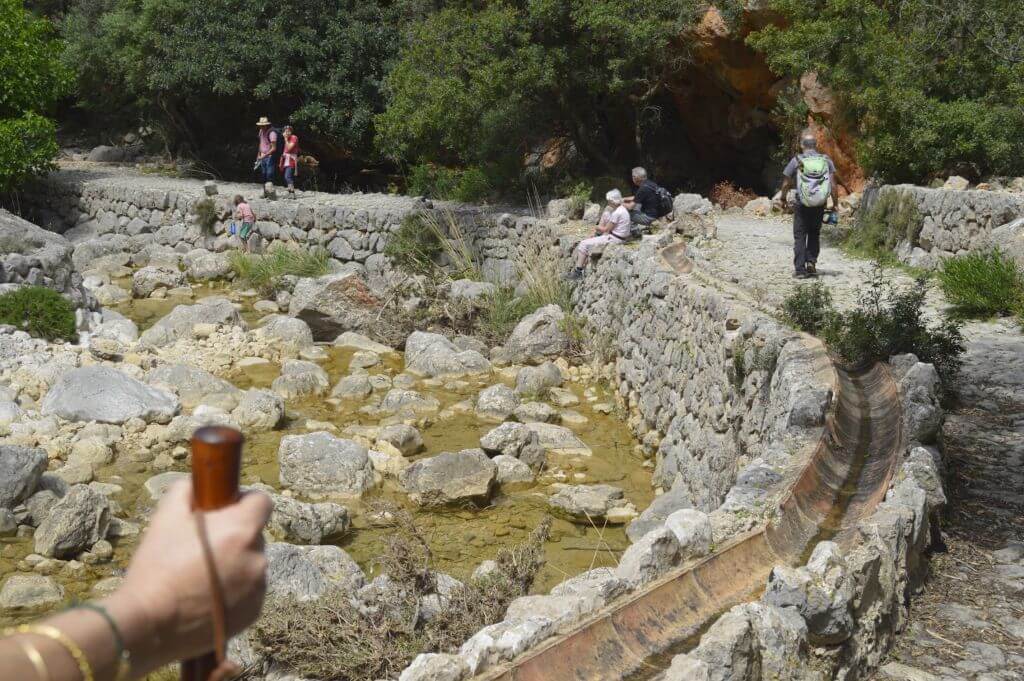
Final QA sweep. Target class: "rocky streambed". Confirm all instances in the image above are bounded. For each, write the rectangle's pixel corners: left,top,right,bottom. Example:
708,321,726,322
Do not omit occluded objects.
0,264,655,624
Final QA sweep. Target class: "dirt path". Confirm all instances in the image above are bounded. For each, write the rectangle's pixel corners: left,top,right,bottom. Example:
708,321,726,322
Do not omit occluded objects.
693,214,1024,680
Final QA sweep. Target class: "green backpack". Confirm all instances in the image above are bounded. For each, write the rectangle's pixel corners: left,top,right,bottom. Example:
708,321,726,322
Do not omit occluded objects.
796,154,832,208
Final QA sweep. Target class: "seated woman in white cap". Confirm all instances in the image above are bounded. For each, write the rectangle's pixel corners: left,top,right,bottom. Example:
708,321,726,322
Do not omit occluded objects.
567,189,631,280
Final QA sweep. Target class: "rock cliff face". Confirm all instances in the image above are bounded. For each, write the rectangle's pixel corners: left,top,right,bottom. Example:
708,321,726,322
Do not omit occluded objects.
667,5,864,192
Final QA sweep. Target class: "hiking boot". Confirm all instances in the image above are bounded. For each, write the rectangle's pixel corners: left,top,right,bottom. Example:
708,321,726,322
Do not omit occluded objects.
565,268,584,281
805,262,817,275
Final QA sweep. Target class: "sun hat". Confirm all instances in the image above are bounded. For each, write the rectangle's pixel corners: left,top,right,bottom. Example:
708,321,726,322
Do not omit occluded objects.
605,189,623,205
256,116,272,126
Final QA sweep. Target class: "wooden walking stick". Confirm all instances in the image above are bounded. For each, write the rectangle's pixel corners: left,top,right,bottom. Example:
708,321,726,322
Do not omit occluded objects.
181,425,243,681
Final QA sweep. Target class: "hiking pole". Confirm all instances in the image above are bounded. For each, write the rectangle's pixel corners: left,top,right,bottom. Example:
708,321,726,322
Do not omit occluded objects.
180,425,244,681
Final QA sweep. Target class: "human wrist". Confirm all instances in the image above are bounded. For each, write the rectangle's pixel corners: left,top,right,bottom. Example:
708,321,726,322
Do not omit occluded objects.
100,588,167,674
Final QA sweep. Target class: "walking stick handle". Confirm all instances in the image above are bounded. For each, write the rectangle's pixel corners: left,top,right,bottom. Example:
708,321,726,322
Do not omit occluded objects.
180,426,243,681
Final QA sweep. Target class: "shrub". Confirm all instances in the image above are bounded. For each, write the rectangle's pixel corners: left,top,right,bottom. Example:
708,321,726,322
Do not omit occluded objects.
406,163,491,203
709,181,757,209
478,286,538,343
781,282,833,336
229,245,330,295
845,190,922,262
779,269,965,382
555,180,593,218
0,286,76,341
0,0,70,192
385,211,481,279
250,506,550,681
937,249,1024,318
191,198,217,237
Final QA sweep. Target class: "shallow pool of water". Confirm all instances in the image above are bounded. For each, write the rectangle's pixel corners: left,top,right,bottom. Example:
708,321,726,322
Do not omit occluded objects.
1,289,653,625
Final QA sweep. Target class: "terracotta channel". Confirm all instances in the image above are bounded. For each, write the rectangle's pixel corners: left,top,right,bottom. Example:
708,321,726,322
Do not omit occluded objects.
476,354,903,680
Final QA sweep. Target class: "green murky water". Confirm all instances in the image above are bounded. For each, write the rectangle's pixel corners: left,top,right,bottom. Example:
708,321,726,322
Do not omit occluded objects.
1,284,653,627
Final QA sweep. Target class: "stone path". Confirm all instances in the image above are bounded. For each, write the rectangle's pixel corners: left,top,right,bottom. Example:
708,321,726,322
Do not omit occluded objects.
692,213,943,312
697,214,1024,681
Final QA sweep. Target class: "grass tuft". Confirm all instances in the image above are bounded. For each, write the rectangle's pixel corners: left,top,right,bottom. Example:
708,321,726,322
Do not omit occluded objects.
228,244,330,295
937,248,1024,318
845,189,922,263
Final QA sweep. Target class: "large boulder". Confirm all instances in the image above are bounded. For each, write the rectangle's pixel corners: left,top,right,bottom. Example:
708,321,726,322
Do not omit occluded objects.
266,492,350,545
266,543,365,600
139,297,245,348
231,389,285,432
278,432,375,497
399,449,497,507
42,365,179,424
404,331,491,377
272,359,330,399
626,485,692,542
131,265,186,298
504,305,569,364
0,209,93,309
548,484,636,524
34,484,110,558
990,217,1024,268
525,422,592,456
183,249,231,280
334,331,395,354
475,384,520,422
449,279,497,307
146,363,241,410
479,422,546,470
615,527,681,587
256,315,314,350
514,362,563,396
287,271,379,341
86,145,127,162
92,310,139,344
0,575,64,612
0,446,47,510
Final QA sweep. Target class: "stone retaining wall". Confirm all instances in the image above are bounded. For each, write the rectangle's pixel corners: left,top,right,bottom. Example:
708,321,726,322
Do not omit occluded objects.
11,166,539,286
878,184,1024,268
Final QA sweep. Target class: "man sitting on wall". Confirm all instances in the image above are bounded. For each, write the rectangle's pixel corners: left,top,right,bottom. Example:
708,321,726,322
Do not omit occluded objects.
624,166,672,229
567,189,632,280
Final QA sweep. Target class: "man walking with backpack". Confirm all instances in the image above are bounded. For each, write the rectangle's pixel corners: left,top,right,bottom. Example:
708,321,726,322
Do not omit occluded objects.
624,167,673,231
778,131,849,278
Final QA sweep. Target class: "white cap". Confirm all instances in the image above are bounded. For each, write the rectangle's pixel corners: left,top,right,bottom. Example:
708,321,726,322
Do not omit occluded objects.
606,189,623,205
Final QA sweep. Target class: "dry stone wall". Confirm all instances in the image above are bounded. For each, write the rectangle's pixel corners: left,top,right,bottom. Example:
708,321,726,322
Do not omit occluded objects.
11,167,535,286
573,233,815,511
879,184,1024,269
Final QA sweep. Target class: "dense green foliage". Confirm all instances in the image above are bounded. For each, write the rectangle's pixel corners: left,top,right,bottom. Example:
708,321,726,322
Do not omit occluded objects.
228,244,330,295
60,0,424,162
782,271,965,382
0,286,76,341
751,0,1024,181
407,164,491,202
0,0,69,191
845,189,922,262
938,249,1024,318
376,0,699,180
781,281,833,335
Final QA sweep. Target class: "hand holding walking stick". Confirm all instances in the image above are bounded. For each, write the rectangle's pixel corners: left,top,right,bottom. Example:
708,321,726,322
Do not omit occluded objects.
181,426,244,681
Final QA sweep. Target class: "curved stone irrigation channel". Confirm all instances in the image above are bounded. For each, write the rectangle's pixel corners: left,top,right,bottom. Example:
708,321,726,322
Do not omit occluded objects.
476,336,903,680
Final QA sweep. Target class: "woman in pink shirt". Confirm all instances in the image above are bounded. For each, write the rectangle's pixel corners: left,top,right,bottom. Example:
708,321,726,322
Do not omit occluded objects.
233,195,256,252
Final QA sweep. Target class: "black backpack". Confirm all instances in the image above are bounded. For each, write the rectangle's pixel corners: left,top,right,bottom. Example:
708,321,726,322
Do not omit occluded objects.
654,184,674,218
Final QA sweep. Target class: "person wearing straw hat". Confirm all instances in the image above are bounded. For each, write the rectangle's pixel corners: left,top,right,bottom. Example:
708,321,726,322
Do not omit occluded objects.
255,116,279,184
566,188,631,280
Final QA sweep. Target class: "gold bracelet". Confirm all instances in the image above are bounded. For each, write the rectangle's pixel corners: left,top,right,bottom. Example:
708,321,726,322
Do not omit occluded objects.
14,637,51,681
4,624,94,681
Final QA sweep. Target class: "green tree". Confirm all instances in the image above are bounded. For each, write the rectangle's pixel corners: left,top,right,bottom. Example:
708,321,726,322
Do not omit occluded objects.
376,0,700,178
0,0,69,191
749,0,1024,182
61,0,428,166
